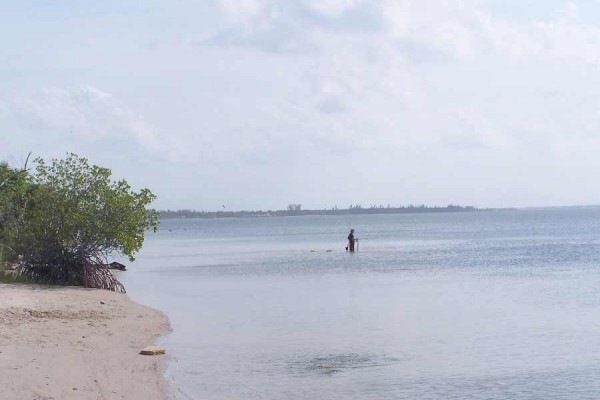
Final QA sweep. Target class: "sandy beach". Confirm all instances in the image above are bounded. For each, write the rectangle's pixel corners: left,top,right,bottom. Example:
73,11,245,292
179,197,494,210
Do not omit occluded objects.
0,283,170,400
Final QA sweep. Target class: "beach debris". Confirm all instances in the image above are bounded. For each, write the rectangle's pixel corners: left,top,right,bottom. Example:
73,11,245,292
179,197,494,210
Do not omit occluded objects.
106,262,127,271
326,250,333,252
100,301,105,305
140,346,166,355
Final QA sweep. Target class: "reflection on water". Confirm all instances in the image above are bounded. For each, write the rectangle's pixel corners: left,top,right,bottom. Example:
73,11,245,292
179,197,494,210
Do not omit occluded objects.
287,353,406,376
122,208,600,399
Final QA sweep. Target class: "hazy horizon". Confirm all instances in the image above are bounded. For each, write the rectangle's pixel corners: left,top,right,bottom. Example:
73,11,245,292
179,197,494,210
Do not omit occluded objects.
158,203,600,213
3,1,600,210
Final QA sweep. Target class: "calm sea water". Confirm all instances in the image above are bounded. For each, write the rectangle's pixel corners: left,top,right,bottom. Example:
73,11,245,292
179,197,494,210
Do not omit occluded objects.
120,208,600,400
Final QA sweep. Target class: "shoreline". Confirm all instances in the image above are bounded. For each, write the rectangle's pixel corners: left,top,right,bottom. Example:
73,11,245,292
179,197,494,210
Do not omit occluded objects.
0,283,170,400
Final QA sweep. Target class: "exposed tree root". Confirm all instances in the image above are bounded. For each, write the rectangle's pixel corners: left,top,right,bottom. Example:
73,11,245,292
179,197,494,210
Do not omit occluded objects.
16,258,126,293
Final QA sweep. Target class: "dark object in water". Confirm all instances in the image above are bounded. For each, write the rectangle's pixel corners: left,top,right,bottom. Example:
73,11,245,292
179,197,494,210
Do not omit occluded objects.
106,262,127,271
348,229,355,252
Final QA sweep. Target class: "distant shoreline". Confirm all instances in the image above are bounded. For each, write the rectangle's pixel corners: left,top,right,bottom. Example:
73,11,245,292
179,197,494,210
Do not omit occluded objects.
158,205,504,219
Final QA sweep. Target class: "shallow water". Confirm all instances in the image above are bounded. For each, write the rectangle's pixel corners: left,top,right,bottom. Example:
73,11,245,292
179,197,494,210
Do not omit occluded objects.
121,208,600,399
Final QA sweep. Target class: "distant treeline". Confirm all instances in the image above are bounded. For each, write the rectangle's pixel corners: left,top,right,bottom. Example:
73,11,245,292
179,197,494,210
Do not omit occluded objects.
159,204,479,219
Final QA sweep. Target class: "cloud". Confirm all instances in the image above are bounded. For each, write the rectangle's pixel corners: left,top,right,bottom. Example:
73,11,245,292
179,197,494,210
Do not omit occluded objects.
6,1,600,208
442,107,513,150
202,0,600,135
9,85,182,161
204,0,381,53
204,0,600,66
303,0,364,18
217,0,273,23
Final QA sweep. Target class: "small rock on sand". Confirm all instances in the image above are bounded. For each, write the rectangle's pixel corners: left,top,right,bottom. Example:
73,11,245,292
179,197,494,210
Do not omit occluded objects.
140,346,165,356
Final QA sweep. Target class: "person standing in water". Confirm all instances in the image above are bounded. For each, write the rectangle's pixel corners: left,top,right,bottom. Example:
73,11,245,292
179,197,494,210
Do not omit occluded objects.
347,229,355,252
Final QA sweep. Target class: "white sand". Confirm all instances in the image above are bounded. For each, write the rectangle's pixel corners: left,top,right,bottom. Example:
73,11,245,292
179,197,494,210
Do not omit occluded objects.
0,283,170,400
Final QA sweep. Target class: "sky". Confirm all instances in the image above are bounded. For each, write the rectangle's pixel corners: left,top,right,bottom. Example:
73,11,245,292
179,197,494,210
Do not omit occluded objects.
2,0,600,210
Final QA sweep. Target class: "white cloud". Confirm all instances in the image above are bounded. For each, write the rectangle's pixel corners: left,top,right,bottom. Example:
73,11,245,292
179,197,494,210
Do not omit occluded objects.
5,1,600,208
206,0,600,66
9,85,182,161
217,0,272,22
304,0,365,18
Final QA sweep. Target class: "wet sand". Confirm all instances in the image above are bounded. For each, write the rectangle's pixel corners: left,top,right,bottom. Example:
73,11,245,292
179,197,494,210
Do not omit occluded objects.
0,283,170,400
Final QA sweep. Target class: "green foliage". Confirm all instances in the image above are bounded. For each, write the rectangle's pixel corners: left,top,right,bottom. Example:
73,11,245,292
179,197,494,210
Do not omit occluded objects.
1,153,158,291
0,162,32,264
